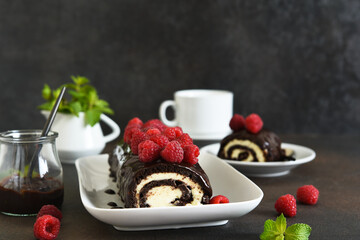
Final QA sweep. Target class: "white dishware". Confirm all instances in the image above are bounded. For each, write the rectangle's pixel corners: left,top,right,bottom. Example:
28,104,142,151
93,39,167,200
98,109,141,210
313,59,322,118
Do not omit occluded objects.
201,143,316,177
41,111,120,164
159,89,233,140
75,151,263,231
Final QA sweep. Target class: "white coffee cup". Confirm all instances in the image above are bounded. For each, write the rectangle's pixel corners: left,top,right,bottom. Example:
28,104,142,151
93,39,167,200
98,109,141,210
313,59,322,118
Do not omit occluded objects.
159,89,233,139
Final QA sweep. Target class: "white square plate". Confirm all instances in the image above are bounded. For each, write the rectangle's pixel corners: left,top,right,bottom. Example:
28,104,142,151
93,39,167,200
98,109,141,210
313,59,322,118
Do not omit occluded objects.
75,151,263,231
201,143,316,177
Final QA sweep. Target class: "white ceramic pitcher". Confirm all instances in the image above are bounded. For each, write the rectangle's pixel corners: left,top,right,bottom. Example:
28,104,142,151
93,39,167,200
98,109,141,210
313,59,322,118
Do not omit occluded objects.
41,110,120,164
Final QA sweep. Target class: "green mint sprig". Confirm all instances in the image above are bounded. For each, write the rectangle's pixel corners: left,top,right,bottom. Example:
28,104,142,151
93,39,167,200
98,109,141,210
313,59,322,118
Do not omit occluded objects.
38,75,114,126
260,214,312,240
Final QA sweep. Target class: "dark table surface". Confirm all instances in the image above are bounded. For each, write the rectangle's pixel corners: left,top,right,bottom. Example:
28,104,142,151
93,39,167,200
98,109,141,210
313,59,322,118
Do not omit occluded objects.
1,135,360,239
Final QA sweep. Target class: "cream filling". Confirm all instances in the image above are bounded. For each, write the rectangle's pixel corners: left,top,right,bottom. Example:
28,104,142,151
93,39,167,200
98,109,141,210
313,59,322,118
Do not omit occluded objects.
223,139,265,162
145,186,182,207
135,172,204,207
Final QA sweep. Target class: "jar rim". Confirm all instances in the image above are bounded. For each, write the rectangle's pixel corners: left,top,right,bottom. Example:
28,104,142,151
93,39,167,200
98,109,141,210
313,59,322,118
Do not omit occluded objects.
0,129,58,143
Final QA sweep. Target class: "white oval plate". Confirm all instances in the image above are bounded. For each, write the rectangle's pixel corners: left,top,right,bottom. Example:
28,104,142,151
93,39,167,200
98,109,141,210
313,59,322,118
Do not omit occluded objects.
75,152,263,231
201,143,316,177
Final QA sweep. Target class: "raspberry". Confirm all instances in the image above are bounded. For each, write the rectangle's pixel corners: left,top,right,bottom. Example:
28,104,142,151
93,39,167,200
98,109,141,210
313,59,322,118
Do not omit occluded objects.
161,141,184,163
245,113,263,134
163,127,183,141
145,128,161,137
297,185,319,205
150,134,169,149
126,117,143,128
138,140,161,162
229,114,245,132
143,119,167,132
176,133,193,148
124,126,141,144
130,131,148,154
33,215,60,240
37,205,62,221
183,144,200,165
210,195,229,204
275,194,297,217
127,117,143,127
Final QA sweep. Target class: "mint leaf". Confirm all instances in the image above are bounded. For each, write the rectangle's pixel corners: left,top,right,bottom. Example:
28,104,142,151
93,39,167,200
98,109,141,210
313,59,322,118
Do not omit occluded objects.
276,214,287,234
38,102,54,111
85,109,101,126
69,101,82,116
285,223,312,240
71,75,89,85
260,218,285,240
68,89,86,99
42,84,52,100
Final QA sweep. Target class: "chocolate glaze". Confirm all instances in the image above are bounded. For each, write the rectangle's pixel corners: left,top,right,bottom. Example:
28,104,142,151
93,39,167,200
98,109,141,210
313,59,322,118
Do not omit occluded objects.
108,143,131,181
0,176,64,214
117,155,212,208
218,128,290,162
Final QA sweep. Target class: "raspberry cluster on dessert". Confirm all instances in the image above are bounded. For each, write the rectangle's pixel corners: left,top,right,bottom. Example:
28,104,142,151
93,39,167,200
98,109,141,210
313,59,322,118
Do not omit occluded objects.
108,118,213,208
217,113,294,162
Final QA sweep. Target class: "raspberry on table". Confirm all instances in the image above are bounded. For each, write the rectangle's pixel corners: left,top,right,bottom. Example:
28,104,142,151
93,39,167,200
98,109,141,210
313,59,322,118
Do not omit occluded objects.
297,185,319,205
138,140,161,162
275,194,297,217
183,144,200,165
210,195,229,204
33,215,60,240
37,205,62,221
130,131,148,154
229,114,245,132
163,127,183,141
150,134,169,149
245,113,263,134
161,141,184,163
176,133,193,148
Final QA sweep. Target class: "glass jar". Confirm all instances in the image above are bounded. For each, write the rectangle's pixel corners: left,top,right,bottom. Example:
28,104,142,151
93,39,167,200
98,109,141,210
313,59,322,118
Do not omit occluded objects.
0,130,64,216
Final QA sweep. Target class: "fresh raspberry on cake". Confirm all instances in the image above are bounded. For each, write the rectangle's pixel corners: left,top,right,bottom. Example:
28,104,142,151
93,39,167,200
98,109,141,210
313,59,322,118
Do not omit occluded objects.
130,131,148,154
163,127,183,141
33,215,60,240
161,141,184,163
176,133,193,148
183,144,200,165
127,117,143,127
145,128,161,137
245,113,263,134
143,119,167,132
274,194,297,217
210,195,229,204
124,126,142,144
297,185,319,205
150,134,169,149
138,140,161,162
37,205,62,221
229,114,245,132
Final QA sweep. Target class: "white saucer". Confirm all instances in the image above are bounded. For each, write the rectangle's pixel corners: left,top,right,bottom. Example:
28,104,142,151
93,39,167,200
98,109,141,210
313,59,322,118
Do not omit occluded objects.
201,143,316,177
75,153,263,231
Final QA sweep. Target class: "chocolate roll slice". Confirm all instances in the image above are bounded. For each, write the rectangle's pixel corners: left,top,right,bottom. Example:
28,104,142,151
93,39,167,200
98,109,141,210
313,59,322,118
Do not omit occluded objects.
218,129,292,162
117,156,212,208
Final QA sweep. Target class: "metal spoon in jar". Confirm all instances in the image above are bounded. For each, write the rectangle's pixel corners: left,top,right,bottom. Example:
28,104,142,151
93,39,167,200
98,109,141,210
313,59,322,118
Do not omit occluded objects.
27,86,66,177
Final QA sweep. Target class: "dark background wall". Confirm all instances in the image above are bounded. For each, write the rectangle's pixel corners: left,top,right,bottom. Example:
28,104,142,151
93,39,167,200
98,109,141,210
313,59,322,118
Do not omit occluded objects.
0,0,359,136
